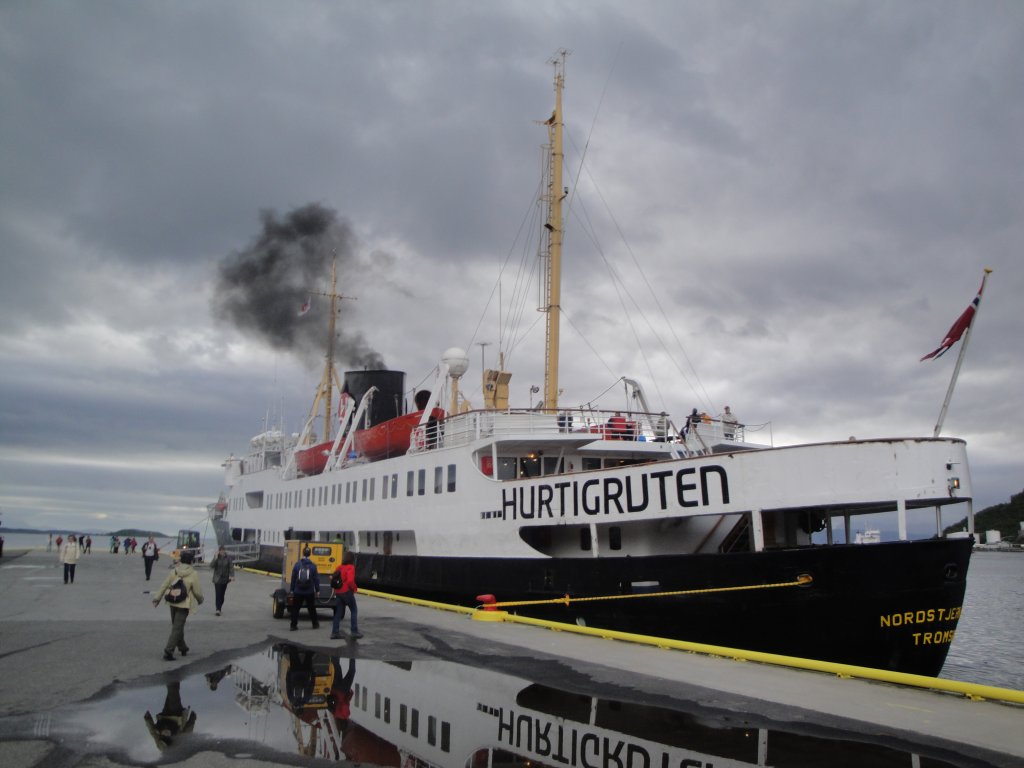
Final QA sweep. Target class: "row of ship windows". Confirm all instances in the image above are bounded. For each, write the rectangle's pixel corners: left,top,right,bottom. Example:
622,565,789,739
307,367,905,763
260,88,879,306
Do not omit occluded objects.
231,529,398,549
264,465,458,511
353,683,451,753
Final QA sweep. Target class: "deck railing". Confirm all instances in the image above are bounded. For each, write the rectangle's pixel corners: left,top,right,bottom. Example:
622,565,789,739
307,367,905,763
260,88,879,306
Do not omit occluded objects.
407,407,758,455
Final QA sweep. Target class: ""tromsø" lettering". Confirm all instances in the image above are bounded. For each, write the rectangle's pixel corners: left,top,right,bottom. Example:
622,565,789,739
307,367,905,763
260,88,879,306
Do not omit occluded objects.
500,466,730,521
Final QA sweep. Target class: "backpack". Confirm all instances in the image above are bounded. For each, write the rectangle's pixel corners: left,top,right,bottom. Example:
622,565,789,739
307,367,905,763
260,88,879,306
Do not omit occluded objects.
296,564,312,589
165,577,188,604
330,569,342,590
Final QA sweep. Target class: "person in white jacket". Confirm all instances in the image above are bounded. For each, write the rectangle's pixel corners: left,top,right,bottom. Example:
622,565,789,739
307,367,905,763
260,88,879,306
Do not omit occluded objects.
59,534,81,584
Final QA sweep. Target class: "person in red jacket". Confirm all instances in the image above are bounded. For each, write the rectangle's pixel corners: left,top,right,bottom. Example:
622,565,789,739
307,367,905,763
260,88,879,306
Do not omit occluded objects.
329,551,362,639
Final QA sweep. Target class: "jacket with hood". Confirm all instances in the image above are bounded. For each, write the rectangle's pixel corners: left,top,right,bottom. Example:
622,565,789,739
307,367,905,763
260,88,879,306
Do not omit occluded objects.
155,562,205,611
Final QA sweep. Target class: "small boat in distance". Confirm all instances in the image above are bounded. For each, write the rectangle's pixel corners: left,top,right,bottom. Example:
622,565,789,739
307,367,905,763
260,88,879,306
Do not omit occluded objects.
212,53,976,676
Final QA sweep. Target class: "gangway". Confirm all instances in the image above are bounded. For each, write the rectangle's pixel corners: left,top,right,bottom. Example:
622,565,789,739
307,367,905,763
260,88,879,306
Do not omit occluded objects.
222,542,260,565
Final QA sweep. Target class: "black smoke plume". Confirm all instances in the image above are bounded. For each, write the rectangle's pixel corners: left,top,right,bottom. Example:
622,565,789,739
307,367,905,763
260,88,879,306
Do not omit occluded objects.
213,204,386,369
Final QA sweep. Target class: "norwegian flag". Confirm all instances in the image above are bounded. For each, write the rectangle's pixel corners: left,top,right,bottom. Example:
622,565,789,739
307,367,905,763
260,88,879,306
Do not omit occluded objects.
920,279,986,361
298,296,311,317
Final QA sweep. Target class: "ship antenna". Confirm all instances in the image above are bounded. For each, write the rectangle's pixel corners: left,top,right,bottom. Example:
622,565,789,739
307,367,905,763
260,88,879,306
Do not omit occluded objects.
541,49,568,411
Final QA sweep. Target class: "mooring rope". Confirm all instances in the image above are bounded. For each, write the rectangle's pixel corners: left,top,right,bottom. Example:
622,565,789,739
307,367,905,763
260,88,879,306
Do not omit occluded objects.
483,574,813,609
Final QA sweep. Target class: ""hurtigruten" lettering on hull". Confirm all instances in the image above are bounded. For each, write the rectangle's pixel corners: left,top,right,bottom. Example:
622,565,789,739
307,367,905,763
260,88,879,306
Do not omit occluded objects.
500,465,730,521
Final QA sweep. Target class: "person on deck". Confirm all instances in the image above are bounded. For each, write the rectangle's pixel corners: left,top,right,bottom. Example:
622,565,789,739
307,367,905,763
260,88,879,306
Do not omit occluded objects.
606,412,628,439
721,406,740,440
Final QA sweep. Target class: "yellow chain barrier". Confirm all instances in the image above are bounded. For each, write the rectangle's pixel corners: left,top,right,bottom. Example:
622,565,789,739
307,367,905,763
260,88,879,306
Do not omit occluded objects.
484,573,813,609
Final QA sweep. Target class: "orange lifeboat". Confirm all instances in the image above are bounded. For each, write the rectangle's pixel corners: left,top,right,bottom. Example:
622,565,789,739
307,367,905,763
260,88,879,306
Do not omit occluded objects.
294,439,333,476
354,407,446,460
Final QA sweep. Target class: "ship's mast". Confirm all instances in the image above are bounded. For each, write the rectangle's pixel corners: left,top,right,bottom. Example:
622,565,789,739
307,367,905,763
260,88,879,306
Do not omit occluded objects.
541,50,567,411
302,259,347,446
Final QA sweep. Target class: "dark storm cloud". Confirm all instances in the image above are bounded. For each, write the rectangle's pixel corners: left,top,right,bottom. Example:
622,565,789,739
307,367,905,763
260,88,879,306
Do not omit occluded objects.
213,204,385,369
0,0,1021,534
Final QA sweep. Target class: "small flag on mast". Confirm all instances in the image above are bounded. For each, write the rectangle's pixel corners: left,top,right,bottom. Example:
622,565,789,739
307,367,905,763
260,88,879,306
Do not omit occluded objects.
920,278,986,361
298,297,311,317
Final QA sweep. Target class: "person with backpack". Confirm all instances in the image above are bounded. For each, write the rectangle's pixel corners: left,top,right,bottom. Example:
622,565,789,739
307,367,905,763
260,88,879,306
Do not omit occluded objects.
288,547,320,631
152,550,204,660
210,545,234,616
329,551,362,639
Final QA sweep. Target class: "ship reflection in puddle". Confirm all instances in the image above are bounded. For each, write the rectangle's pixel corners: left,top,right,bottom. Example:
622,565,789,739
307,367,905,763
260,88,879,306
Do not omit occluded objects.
33,642,959,767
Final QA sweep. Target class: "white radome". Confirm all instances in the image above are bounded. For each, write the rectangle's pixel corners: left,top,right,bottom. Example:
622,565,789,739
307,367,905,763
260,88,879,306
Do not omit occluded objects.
442,347,469,378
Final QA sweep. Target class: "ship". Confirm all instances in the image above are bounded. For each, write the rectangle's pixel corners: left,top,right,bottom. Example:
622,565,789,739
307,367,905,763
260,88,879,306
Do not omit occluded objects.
211,53,976,677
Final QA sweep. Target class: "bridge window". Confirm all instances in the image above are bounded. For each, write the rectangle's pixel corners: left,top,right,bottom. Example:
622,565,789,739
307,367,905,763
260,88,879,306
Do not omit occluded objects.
496,457,516,480
520,455,541,478
609,526,622,550
447,464,456,492
418,468,426,496
407,470,415,497
434,466,443,494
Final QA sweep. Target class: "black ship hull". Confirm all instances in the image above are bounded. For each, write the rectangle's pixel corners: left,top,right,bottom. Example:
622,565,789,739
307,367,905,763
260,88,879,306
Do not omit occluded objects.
243,536,972,676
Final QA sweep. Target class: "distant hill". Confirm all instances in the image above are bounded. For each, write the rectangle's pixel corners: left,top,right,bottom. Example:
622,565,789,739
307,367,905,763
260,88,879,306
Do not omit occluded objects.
0,527,171,538
944,489,1024,541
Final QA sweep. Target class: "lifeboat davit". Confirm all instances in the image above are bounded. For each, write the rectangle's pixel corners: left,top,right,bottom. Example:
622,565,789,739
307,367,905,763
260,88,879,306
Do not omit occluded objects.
354,408,446,461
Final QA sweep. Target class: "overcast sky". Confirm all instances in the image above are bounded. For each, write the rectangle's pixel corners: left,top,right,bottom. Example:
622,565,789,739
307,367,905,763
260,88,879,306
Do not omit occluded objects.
1,1,1021,536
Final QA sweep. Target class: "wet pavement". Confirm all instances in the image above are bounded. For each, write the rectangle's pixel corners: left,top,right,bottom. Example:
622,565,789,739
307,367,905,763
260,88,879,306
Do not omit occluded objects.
1,549,1021,767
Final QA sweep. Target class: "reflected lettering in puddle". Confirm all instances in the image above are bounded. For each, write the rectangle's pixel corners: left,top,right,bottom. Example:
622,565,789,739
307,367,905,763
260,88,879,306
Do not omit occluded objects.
1,642,962,767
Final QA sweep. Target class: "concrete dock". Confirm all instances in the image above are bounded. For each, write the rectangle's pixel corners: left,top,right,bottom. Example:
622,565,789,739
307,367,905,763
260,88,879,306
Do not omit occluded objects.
0,547,1020,767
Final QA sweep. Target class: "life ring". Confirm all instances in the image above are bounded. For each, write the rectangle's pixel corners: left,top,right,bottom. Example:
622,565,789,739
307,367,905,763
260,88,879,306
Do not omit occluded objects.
337,392,353,420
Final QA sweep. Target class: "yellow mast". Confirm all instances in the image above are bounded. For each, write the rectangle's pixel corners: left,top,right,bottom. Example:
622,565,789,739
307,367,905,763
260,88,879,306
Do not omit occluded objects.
542,50,567,411
302,259,347,446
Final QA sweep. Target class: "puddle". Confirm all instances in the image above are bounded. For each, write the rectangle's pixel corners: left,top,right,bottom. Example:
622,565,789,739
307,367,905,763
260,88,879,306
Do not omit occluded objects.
0,642,965,766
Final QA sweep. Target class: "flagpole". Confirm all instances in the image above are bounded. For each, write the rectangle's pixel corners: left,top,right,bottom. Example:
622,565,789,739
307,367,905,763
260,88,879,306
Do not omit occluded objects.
933,268,992,437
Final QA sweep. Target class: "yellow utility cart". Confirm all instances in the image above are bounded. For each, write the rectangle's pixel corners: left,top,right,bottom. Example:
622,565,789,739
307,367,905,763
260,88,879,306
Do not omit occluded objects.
271,540,344,619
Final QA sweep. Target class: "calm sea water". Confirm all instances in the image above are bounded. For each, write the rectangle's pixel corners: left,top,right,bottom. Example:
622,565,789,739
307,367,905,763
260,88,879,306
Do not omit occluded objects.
3,532,1020,690
941,550,1024,690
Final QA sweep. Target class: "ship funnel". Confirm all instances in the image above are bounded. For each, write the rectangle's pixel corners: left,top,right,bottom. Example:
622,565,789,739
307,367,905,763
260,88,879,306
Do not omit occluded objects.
343,370,406,426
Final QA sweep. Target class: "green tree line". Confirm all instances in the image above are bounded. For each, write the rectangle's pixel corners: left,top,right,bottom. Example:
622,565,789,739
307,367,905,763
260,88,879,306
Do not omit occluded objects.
944,489,1024,541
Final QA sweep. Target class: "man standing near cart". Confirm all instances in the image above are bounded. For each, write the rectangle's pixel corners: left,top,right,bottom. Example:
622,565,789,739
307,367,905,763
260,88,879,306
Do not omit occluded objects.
288,547,320,631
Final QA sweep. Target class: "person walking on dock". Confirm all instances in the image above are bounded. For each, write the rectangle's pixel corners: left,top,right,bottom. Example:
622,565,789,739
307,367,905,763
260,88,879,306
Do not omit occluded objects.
152,550,204,661
210,545,234,616
59,534,81,584
329,551,362,639
141,536,159,581
288,547,320,631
